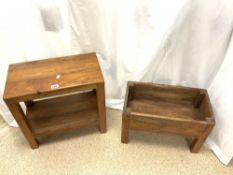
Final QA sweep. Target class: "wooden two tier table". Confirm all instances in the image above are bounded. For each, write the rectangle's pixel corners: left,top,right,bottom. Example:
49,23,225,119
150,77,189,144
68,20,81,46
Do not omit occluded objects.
3,53,107,149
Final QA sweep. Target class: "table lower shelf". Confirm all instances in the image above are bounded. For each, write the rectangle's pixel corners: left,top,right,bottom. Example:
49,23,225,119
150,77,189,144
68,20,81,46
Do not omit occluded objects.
26,91,99,137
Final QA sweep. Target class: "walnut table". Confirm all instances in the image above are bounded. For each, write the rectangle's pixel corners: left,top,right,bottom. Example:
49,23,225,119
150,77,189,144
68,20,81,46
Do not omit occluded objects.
3,53,107,149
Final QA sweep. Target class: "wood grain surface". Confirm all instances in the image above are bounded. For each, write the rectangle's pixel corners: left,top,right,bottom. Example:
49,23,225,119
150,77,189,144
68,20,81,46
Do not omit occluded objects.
4,53,104,102
121,81,215,153
3,53,106,149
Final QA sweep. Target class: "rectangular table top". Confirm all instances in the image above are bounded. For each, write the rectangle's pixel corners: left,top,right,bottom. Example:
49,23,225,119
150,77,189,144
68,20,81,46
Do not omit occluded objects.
4,53,104,101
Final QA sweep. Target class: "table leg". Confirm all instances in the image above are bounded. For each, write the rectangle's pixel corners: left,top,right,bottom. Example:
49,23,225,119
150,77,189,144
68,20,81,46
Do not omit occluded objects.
121,113,130,143
190,125,214,153
96,83,107,133
5,102,39,149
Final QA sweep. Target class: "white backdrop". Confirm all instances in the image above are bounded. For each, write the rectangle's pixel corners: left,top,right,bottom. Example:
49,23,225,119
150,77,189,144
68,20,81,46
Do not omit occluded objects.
0,0,232,165
0,0,71,124
206,34,233,165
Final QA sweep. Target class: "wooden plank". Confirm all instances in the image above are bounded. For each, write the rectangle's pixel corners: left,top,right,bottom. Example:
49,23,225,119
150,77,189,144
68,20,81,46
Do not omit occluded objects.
26,91,97,119
128,98,204,121
3,53,104,101
130,81,205,91
133,86,199,104
96,83,107,133
123,82,134,111
130,115,207,138
190,123,214,153
8,84,97,103
193,91,206,108
121,112,130,143
25,91,99,136
28,110,98,137
5,101,39,149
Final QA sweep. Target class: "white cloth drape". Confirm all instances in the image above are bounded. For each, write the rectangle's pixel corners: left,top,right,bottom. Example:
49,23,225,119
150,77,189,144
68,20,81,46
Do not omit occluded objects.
205,32,233,165
0,0,71,125
0,0,232,165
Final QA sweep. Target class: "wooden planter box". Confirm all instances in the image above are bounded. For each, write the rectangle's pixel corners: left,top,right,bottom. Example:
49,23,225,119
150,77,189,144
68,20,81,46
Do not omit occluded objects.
121,81,215,153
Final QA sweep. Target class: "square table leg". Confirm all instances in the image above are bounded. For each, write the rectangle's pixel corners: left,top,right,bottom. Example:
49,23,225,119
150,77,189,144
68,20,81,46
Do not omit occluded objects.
190,125,214,153
121,113,130,143
5,102,39,149
96,83,107,133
